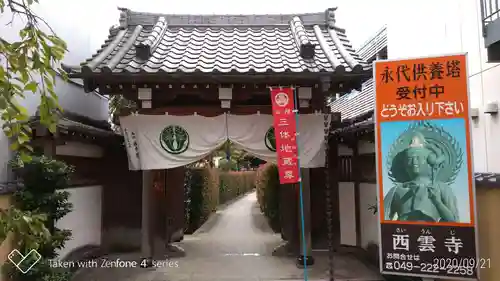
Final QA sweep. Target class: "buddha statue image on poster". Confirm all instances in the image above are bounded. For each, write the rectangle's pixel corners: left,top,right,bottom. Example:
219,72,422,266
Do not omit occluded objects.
380,119,471,224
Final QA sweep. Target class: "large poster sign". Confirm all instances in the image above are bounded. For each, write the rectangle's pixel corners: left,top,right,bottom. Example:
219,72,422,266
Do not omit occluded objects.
269,87,300,184
374,54,480,279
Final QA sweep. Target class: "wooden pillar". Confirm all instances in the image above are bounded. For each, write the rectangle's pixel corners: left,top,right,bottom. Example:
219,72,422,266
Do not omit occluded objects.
35,125,57,157
352,141,362,247
328,115,342,250
154,170,167,244
43,136,56,156
141,170,154,258
162,168,186,258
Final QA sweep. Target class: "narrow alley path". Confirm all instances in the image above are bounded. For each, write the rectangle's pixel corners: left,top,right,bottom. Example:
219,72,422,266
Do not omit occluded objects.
72,191,382,281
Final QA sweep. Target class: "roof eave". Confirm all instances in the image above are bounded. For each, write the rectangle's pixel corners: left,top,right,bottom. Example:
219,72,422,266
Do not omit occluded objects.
69,69,371,94
68,68,372,80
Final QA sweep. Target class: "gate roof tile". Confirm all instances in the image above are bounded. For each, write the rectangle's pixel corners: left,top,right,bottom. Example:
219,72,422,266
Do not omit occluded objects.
63,7,368,77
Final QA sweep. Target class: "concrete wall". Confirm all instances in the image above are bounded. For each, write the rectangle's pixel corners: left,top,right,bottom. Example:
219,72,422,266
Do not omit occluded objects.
338,181,379,248
339,182,356,246
56,186,103,259
474,186,500,281
387,0,498,173
53,141,107,259
359,183,378,248
441,186,500,281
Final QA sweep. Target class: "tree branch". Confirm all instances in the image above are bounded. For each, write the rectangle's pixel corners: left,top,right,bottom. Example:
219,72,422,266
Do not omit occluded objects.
6,0,56,35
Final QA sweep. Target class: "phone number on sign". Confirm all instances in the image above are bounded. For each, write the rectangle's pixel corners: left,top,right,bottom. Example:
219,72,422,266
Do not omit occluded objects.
387,261,477,276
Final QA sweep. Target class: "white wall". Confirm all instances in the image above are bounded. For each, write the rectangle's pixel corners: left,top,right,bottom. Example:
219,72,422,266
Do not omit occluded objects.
359,183,379,248
338,141,379,248
339,182,356,246
0,4,110,182
387,0,497,173
338,181,379,249
56,186,102,259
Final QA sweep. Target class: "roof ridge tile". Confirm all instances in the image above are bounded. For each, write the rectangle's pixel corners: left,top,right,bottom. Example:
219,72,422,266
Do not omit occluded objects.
118,7,344,27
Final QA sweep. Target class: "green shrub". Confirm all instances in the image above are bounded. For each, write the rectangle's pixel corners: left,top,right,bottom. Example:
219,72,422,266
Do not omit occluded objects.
254,163,280,232
185,168,257,233
219,171,256,204
3,155,74,281
202,168,219,218
184,168,218,233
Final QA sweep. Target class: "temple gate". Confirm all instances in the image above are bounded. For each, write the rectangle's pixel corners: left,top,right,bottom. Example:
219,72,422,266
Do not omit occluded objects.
63,6,370,270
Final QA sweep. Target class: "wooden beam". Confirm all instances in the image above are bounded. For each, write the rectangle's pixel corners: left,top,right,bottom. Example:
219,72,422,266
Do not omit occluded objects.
352,142,362,248
100,83,324,102
33,126,57,157
93,76,368,96
73,72,353,85
127,105,316,116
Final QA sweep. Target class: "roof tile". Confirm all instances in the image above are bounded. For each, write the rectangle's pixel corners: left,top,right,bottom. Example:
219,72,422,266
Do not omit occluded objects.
329,26,387,120
64,8,368,76
330,79,375,120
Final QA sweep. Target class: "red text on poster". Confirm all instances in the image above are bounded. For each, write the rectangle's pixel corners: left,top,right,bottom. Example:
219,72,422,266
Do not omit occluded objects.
270,87,300,184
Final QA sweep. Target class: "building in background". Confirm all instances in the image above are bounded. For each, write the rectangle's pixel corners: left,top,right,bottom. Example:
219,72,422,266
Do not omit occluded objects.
387,0,500,174
480,0,500,62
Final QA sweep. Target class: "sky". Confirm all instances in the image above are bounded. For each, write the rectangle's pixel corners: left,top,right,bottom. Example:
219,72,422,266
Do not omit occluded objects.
23,0,391,62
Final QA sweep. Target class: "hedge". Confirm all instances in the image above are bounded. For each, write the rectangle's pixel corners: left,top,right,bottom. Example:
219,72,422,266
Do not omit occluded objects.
184,168,256,233
219,171,256,204
255,163,281,232
184,168,219,233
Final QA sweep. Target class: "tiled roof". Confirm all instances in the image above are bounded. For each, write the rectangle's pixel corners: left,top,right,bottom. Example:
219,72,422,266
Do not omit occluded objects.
474,173,500,188
63,7,368,76
357,26,387,62
30,110,115,137
329,79,374,120
328,25,387,121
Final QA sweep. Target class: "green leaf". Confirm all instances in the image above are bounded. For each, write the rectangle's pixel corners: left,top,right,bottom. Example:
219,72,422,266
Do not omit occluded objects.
48,123,57,133
22,125,32,133
24,81,38,92
24,144,34,152
10,42,22,50
9,142,19,150
18,134,30,144
3,127,12,138
0,97,6,109
20,70,29,83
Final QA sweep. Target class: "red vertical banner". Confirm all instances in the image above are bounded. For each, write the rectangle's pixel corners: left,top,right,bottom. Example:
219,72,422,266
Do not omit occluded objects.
269,87,300,184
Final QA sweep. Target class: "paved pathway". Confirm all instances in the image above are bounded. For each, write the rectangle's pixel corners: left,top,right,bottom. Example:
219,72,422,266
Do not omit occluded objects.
72,191,382,281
